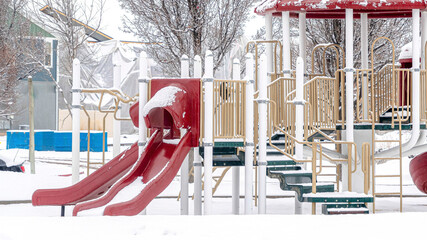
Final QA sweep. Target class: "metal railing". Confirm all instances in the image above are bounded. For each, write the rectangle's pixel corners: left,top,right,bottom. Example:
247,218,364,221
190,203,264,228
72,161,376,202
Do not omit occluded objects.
285,76,340,133
375,64,396,122
311,43,345,78
353,64,412,125
266,77,296,132
267,100,358,214
253,77,296,159
79,88,137,175
200,79,247,141
212,79,246,140
355,69,374,122
246,40,284,91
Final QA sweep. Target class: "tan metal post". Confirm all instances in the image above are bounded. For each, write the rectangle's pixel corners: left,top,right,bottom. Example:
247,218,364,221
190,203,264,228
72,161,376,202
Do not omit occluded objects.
28,76,35,174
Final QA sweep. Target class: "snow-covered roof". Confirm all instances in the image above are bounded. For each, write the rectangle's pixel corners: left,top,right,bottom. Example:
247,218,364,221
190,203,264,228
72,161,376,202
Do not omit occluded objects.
255,0,427,18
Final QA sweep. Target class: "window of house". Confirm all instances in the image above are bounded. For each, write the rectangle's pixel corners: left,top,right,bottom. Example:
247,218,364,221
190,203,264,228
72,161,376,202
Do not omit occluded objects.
45,41,52,67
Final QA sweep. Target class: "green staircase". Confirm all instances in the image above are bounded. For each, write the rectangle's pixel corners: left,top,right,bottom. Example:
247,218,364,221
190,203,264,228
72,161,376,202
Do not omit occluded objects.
265,132,373,214
201,130,373,214
267,167,335,202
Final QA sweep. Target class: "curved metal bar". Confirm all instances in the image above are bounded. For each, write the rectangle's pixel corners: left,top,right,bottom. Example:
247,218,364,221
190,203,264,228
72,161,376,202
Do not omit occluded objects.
81,106,91,176
370,37,396,126
322,44,345,75
311,44,327,75
311,43,345,78
81,88,137,121
246,40,284,90
362,142,371,194
102,112,109,165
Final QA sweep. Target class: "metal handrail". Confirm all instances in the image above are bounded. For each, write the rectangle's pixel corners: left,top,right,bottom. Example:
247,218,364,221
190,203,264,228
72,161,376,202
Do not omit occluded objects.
212,79,247,140
311,43,345,77
81,88,137,121
246,40,284,91
267,99,357,194
361,142,371,195
285,76,339,131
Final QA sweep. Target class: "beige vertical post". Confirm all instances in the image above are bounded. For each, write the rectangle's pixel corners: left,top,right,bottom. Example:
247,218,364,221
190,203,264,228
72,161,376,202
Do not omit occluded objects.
28,76,35,174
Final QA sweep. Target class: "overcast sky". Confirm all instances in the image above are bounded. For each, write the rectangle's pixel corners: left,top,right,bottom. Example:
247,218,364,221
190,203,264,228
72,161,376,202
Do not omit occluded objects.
101,1,264,41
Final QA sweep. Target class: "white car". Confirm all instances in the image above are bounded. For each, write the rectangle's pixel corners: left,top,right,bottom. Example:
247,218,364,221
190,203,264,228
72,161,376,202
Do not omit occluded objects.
0,149,25,173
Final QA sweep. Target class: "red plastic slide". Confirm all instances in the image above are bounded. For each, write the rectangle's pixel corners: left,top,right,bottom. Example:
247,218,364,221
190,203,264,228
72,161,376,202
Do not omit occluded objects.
410,152,427,194
73,129,191,216
32,142,139,206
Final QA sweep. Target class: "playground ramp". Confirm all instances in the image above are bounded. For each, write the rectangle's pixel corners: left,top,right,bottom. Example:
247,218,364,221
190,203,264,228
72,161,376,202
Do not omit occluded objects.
32,126,191,216
32,142,139,206
74,129,191,216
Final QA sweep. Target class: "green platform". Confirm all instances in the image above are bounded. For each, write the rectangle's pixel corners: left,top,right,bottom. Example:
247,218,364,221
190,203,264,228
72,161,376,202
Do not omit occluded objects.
336,123,426,130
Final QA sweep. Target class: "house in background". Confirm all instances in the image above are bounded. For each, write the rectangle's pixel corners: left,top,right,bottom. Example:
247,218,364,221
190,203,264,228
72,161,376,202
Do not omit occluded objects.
9,21,59,131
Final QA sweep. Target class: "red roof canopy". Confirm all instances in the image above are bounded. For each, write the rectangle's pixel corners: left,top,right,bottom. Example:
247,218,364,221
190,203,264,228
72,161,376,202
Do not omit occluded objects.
255,0,427,18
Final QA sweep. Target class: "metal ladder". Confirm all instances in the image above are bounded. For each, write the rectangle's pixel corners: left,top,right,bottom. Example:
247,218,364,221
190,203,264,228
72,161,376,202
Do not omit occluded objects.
371,113,403,213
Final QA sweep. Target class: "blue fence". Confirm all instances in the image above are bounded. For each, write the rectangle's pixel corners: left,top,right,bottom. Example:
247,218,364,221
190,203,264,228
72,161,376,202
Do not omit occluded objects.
7,130,108,152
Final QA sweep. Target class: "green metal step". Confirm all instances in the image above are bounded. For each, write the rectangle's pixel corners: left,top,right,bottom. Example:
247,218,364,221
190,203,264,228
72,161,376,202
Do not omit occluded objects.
321,203,369,215
270,130,334,142
212,155,244,167
267,167,334,201
290,183,335,201
302,192,374,203
267,166,303,172
268,169,312,178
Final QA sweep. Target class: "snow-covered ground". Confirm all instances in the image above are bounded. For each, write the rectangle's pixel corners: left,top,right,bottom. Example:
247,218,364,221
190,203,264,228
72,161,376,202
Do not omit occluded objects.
0,135,427,239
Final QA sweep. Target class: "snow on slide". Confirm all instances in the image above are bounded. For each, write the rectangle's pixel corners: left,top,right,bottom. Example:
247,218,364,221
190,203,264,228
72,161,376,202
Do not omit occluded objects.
32,142,139,206
73,130,192,216
78,176,146,216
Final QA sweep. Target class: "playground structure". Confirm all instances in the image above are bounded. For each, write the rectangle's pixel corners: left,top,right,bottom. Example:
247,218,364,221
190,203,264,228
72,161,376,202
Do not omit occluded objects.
32,0,427,215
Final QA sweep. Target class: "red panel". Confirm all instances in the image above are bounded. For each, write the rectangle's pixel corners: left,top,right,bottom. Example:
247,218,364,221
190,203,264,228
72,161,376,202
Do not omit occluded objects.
129,102,139,127
410,152,427,194
147,78,200,147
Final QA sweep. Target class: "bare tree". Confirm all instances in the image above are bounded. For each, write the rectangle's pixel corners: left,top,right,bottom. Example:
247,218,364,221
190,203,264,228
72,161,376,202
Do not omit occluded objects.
30,0,106,111
0,0,46,117
119,0,255,76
